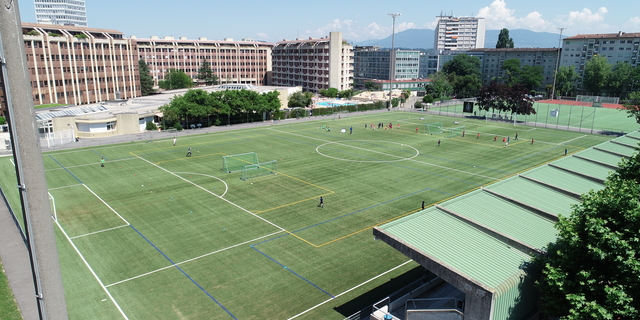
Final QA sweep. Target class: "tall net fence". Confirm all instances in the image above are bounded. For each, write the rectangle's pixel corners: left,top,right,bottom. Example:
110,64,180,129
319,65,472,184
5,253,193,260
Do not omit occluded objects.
40,128,75,148
222,152,259,173
240,160,278,181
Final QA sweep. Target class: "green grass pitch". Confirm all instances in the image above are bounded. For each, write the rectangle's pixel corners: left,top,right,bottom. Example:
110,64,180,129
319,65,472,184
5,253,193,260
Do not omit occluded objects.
0,111,624,319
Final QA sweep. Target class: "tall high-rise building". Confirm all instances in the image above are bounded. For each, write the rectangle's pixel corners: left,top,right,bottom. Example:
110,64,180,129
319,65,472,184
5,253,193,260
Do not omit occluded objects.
35,0,88,27
434,15,485,51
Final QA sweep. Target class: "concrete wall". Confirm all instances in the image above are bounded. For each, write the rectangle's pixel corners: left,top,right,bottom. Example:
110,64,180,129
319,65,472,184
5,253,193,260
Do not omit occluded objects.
373,227,494,320
116,113,142,135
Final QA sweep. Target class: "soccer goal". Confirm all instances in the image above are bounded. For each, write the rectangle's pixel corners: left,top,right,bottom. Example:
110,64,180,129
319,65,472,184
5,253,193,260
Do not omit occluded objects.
241,160,278,181
445,126,466,138
222,152,259,173
426,122,443,135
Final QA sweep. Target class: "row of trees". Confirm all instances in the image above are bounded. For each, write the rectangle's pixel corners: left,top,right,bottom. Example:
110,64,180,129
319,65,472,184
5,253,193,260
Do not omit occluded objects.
158,89,280,127
138,59,220,96
579,55,640,97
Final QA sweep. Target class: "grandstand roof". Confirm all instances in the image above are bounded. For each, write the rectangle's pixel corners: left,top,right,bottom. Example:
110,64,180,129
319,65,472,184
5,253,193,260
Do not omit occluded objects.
374,131,639,320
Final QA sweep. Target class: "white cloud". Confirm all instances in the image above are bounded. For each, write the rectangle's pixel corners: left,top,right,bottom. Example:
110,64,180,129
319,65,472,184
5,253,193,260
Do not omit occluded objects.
558,7,611,32
477,0,551,32
256,33,268,40
366,22,386,38
396,22,416,33
623,17,640,31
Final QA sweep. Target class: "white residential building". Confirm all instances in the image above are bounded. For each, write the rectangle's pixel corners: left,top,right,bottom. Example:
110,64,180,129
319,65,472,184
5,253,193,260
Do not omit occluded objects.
434,15,486,51
271,32,354,92
34,0,88,27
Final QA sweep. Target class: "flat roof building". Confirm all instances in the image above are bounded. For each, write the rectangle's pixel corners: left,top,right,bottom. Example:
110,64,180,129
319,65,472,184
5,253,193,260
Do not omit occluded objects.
272,32,354,92
134,36,273,88
469,48,560,89
353,46,420,90
35,0,87,27
434,15,486,51
560,32,640,89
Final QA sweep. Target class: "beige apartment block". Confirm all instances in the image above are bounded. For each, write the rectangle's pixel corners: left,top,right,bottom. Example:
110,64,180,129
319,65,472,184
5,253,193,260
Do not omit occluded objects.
133,36,273,87
271,31,354,92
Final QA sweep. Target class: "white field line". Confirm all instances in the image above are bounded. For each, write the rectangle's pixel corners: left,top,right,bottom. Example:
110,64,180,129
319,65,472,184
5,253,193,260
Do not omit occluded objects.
9,158,14,166
44,158,134,172
559,135,587,145
70,225,130,239
83,184,130,225
48,183,83,190
54,218,129,319
105,230,284,287
173,172,229,197
269,128,499,181
135,156,287,232
287,260,414,320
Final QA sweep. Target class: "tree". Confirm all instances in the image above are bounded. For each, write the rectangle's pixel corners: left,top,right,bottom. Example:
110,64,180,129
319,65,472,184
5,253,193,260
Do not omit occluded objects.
364,81,378,91
442,54,482,78
476,81,535,115
555,66,578,97
145,121,157,131
622,91,640,124
451,74,482,98
535,150,640,320
422,94,434,104
426,72,453,99
520,65,544,91
197,59,219,86
319,87,339,98
607,62,633,96
158,69,193,90
288,92,312,108
496,28,514,48
138,60,155,96
582,55,611,94
501,59,521,86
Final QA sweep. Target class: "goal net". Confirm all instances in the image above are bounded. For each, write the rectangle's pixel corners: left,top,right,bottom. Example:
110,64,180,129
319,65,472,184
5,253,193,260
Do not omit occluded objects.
241,160,278,181
426,122,443,135
222,152,259,173
445,126,466,138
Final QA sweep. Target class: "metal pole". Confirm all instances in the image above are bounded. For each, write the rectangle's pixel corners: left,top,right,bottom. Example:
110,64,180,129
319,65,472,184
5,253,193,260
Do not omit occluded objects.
388,13,400,111
0,1,68,319
550,27,565,101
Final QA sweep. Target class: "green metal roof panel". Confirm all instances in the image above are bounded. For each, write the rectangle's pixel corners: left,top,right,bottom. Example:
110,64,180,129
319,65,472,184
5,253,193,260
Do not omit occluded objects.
487,177,579,217
520,165,603,196
552,156,616,180
380,208,530,289
576,148,625,167
625,131,640,139
614,136,640,148
441,191,557,249
595,141,638,157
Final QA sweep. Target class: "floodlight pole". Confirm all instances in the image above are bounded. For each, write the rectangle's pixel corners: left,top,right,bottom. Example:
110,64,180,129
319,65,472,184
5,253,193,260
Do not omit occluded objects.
0,2,68,319
550,27,565,101
388,13,401,110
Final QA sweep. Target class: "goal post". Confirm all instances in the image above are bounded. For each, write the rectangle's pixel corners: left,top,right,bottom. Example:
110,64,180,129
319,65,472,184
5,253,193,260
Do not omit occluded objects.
445,126,466,138
426,122,443,135
222,152,259,173
241,160,278,181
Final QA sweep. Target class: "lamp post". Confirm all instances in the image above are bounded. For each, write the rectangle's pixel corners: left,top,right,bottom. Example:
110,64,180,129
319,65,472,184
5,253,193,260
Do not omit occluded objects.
388,13,401,110
550,27,565,101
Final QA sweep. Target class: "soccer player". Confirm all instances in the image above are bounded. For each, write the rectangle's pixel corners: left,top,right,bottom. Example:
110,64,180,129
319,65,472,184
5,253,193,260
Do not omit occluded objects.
101,157,105,167
422,201,425,210
416,127,419,133
502,137,506,143
186,147,192,157
437,139,441,147
494,136,497,142
318,196,324,208
477,132,480,139
531,138,535,144
462,130,465,137
507,136,510,142
350,126,353,135
515,132,518,140
173,137,177,146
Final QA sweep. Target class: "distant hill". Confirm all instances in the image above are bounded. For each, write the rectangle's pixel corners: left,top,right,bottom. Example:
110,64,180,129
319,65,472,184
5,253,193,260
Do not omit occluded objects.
352,28,566,50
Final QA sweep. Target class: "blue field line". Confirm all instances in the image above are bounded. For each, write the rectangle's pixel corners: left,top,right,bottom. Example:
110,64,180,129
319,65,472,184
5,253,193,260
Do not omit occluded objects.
253,187,446,248
91,149,108,160
128,225,237,319
250,246,335,298
510,146,564,165
48,156,83,184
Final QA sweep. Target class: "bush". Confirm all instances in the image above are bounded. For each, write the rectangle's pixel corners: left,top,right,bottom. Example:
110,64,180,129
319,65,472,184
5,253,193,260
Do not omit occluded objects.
414,101,423,108
145,122,157,131
0,117,5,125
290,108,308,118
173,123,183,131
74,34,88,39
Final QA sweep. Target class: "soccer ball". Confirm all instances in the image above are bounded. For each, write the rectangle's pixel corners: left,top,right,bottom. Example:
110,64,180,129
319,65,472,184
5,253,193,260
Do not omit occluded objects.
251,183,253,185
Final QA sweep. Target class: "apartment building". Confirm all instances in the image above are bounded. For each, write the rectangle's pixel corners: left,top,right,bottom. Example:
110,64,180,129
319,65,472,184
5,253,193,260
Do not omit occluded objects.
15,23,140,108
271,31,353,92
134,36,273,87
353,46,421,90
434,15,486,51
560,32,640,88
469,48,560,88
35,0,88,27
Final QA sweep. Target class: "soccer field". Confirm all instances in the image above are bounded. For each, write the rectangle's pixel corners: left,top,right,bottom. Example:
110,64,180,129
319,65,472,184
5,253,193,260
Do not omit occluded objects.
0,111,620,319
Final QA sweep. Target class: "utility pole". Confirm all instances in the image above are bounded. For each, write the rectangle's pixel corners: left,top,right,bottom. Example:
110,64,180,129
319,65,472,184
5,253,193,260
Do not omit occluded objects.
0,1,68,319
550,27,565,101
388,13,401,110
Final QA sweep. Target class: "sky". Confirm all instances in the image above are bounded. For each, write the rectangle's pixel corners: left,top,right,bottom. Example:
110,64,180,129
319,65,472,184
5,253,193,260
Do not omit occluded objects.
16,0,640,43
